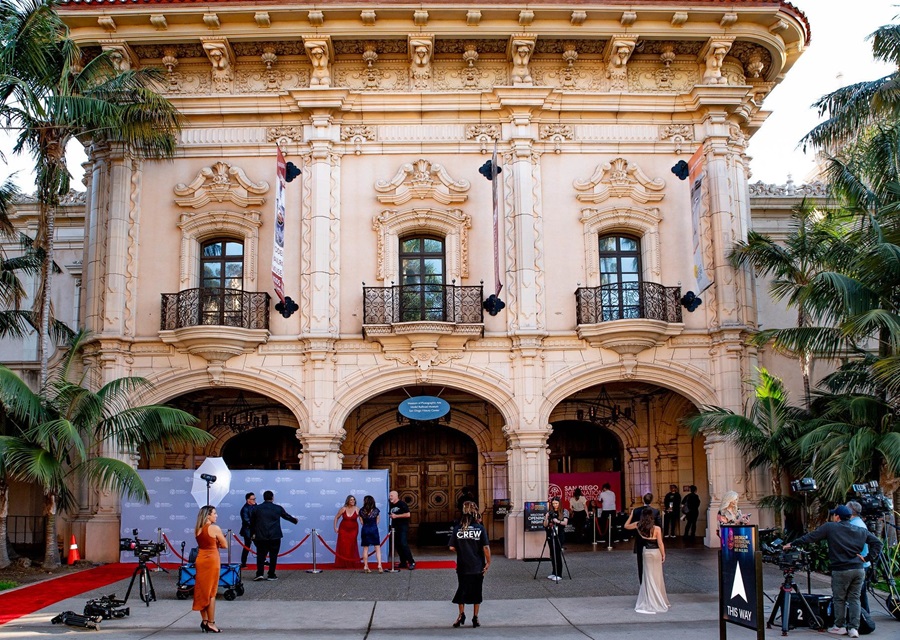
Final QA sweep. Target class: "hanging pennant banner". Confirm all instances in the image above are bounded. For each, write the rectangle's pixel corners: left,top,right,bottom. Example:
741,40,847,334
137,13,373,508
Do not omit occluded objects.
272,148,287,304
491,143,503,297
688,146,712,293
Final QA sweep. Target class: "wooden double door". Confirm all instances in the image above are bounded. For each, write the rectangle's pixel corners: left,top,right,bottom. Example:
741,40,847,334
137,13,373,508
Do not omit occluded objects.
370,425,477,544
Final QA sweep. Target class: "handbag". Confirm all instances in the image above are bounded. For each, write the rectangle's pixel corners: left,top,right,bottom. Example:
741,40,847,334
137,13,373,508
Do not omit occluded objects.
681,503,690,515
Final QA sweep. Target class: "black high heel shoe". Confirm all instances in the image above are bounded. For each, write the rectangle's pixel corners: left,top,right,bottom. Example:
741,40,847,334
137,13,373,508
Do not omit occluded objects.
202,621,221,634
201,621,209,633
472,615,480,628
452,613,466,628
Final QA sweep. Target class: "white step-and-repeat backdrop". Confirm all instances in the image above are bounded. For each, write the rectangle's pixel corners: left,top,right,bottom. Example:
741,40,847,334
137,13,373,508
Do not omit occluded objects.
120,469,390,564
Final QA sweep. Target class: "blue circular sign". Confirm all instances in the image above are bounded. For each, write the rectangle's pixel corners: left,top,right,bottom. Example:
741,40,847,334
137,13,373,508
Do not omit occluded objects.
398,396,450,421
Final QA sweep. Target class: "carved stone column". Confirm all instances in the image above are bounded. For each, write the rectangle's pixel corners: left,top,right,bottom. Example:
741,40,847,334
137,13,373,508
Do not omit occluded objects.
299,432,344,470
503,429,549,559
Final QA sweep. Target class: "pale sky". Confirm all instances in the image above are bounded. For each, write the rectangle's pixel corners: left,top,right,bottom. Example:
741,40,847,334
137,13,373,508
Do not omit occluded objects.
1,1,897,192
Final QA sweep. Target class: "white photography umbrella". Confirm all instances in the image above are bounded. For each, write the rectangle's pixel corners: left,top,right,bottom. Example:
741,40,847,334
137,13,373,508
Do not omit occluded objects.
192,457,232,508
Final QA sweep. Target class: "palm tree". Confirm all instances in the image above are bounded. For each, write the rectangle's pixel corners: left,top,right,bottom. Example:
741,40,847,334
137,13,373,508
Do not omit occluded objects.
0,331,212,568
0,0,181,389
684,369,809,528
728,202,847,406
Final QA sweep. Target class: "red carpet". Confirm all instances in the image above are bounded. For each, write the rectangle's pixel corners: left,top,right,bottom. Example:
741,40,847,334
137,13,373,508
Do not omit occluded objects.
0,563,134,626
0,560,456,625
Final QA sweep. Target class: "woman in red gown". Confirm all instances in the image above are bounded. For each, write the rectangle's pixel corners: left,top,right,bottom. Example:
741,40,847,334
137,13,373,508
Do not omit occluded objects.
333,495,361,569
193,505,227,633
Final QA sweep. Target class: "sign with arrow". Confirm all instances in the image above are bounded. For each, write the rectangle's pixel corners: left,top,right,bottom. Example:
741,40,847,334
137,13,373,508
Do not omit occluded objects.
719,524,763,639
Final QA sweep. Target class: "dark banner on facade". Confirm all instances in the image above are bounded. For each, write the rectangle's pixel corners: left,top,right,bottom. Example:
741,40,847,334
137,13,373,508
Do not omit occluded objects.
719,524,763,639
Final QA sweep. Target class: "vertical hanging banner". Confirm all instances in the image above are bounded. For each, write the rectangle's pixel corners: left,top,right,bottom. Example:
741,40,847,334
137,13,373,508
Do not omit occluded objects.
689,146,712,293
491,144,503,297
272,148,287,304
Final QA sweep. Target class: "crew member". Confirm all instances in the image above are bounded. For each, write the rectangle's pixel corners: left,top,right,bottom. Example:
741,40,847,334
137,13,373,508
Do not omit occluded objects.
784,505,882,638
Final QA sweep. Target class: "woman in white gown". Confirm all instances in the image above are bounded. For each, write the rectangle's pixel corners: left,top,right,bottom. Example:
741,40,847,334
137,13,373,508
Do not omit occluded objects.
626,508,670,614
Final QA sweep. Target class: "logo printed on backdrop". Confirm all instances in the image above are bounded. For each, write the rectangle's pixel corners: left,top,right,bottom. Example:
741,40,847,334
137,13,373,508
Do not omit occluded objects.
170,515,187,521
320,489,337,495
170,489,187,495
289,489,308,495
154,502,173,509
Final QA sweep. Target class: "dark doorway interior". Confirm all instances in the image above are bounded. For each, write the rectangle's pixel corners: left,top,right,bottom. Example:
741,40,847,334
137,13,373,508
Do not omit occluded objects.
548,421,622,474
369,424,477,545
222,426,302,470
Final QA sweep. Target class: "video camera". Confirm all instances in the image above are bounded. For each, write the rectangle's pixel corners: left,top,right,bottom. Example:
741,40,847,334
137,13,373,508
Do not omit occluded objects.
119,529,165,560
761,538,809,572
83,594,129,620
850,481,893,519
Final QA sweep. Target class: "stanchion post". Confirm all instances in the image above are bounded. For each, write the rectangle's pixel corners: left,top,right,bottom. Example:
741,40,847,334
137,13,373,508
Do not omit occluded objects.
306,528,323,574
385,527,399,573
226,529,232,565
592,511,598,547
607,513,613,551
154,528,165,571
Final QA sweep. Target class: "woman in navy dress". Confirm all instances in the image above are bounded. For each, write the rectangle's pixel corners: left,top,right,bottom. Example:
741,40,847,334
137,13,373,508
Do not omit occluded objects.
359,495,383,573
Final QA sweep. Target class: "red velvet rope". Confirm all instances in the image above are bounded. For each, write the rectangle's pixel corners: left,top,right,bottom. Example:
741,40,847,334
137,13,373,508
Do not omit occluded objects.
164,532,310,561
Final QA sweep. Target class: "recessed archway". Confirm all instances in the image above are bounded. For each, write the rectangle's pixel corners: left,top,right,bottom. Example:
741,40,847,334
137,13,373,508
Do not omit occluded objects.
222,426,302,470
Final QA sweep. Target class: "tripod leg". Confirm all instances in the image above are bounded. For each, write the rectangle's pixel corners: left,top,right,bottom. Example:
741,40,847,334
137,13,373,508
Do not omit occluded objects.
781,586,792,635
533,535,550,580
122,566,140,604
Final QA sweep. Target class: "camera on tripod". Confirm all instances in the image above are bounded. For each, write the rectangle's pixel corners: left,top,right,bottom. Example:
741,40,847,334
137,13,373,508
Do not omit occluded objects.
119,529,165,560
762,539,809,572
851,481,893,518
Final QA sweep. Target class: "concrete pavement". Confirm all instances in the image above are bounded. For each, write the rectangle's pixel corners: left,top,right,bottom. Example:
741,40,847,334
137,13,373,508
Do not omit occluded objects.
1,541,895,638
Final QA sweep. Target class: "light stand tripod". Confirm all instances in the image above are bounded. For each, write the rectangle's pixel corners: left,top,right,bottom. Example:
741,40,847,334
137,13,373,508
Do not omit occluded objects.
200,473,216,506
532,522,571,581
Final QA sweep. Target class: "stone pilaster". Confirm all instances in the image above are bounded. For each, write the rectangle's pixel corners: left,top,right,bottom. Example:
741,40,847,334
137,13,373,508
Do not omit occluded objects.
503,428,549,559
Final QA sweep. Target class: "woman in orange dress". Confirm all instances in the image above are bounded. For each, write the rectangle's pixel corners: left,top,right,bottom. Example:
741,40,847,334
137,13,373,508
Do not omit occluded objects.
333,495,361,568
193,505,227,633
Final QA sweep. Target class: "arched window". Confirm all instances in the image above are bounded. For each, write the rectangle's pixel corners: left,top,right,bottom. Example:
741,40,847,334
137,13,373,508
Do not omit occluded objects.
200,239,244,325
399,236,445,321
598,234,641,320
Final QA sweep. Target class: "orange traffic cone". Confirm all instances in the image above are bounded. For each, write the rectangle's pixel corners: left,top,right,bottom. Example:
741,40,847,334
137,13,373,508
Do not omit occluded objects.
67,534,81,564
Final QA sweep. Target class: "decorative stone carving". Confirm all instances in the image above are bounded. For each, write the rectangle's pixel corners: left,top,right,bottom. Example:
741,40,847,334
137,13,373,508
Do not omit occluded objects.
539,124,573,154
659,123,693,154
508,34,536,86
308,10,325,27
465,124,499,154
700,38,734,85
518,10,534,26
560,41,579,88
266,126,304,145
203,13,220,29
361,10,376,26
174,162,269,209
571,11,587,26
621,11,637,27
461,43,480,89
467,10,481,26
149,14,167,30
409,35,434,90
341,124,375,155
672,12,688,26
304,37,333,87
375,159,470,206
254,12,270,28
97,15,116,32
748,179,827,197
604,36,637,91
574,158,666,204
100,42,136,73
202,39,233,91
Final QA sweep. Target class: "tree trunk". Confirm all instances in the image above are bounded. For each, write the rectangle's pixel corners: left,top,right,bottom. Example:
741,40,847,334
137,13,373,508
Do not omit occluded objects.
0,482,9,569
771,467,783,529
38,204,55,391
41,493,60,569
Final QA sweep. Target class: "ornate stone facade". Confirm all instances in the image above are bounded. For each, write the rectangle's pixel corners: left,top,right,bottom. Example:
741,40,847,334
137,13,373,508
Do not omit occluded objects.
35,0,810,562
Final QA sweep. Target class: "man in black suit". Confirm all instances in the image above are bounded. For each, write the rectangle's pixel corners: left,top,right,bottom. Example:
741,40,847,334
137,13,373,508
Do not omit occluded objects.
250,490,298,581
239,492,257,568
624,493,660,584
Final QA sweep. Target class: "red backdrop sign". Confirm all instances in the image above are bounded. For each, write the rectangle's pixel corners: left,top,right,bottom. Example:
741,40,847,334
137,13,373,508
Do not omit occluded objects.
549,472,622,511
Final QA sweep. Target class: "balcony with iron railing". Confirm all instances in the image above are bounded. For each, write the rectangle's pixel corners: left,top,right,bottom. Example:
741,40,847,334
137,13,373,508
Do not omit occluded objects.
575,282,684,355
159,288,271,377
362,282,484,351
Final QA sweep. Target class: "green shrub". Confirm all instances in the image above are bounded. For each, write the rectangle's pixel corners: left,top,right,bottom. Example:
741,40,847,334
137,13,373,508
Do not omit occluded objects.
0,580,19,591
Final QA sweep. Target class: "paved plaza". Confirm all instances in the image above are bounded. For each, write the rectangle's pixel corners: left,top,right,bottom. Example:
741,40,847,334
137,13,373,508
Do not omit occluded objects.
1,541,895,638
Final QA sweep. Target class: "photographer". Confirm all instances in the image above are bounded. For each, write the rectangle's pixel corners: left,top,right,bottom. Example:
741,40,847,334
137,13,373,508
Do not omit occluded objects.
543,497,568,581
784,505,882,638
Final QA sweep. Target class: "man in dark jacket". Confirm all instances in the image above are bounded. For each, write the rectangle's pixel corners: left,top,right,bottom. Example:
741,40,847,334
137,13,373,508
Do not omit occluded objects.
624,493,660,584
785,505,882,638
239,492,257,568
682,485,702,542
663,485,681,538
250,490,298,581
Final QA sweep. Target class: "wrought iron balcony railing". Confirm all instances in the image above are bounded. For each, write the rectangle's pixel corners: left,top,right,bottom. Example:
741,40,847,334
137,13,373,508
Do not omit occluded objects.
575,282,682,325
160,288,270,330
363,283,484,325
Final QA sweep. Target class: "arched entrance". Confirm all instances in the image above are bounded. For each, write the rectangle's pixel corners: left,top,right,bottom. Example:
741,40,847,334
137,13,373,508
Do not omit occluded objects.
222,426,302,469
370,424,477,545
547,421,622,474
